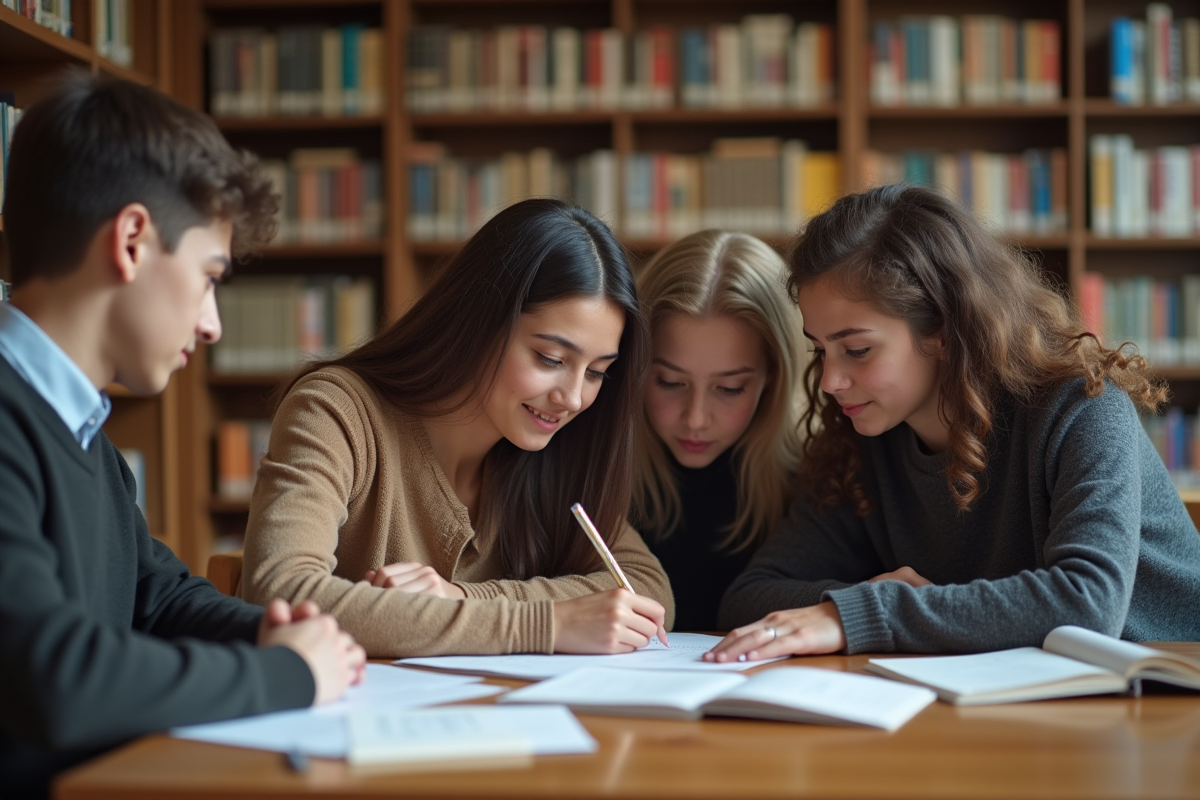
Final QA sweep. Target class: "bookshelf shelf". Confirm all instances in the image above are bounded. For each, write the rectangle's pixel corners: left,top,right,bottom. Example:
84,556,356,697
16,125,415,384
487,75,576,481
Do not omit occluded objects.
1085,237,1200,250
208,497,251,514
1083,100,1200,117
0,5,91,64
867,105,1070,119
630,107,841,123
256,240,387,258
215,115,386,131
96,56,154,85
411,112,616,127
1151,367,1200,381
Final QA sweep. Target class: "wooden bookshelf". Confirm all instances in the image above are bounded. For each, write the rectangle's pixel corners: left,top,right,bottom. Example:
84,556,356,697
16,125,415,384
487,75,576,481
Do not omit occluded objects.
0,0,185,556
162,0,1200,572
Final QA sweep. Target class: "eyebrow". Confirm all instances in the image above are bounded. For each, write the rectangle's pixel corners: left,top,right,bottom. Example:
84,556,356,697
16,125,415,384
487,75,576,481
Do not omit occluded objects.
534,333,618,361
653,357,756,378
802,327,873,343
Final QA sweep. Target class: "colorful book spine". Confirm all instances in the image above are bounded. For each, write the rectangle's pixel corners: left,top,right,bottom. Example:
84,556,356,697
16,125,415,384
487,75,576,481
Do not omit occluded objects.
873,15,1061,107
211,277,377,375
863,147,1067,234
1109,6,1200,105
407,146,617,241
208,25,384,118
407,18,834,112
0,93,22,210
1090,135,1200,237
260,149,383,245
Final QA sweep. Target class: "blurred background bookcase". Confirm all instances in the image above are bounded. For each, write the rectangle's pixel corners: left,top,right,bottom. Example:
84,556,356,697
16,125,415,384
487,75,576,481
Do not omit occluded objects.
0,1,185,555
0,0,1179,574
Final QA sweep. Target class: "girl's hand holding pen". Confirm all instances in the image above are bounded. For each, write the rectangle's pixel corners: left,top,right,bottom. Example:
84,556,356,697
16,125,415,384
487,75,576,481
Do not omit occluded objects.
552,588,668,654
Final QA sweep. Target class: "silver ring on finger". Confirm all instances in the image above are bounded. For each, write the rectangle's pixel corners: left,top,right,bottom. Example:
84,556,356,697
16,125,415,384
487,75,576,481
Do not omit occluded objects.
766,626,777,642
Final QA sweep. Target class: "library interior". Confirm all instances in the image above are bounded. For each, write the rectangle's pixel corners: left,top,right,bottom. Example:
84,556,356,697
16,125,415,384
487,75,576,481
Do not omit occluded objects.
4,0,1200,798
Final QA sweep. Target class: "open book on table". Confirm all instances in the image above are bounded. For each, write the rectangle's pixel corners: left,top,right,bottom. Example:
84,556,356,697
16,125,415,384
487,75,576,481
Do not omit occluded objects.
497,665,936,732
864,625,1200,706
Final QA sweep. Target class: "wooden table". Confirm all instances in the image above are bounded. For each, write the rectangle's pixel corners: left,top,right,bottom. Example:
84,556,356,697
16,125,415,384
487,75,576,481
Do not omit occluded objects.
55,645,1200,800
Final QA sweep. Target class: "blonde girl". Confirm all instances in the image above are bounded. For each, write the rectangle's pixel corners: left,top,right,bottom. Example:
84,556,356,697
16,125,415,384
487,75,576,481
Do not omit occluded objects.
634,230,806,631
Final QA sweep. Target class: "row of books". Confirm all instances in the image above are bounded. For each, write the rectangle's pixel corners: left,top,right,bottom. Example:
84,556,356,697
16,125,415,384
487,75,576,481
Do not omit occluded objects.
862,148,1068,236
1089,135,1200,238
2,0,71,37
211,276,376,375
94,0,133,67
1141,407,1200,488
1079,273,1200,367
0,94,21,208
260,149,384,246
622,140,839,239
406,17,835,113
408,143,615,242
214,420,270,501
871,16,1061,107
208,25,385,118
407,138,841,242
1110,5,1200,105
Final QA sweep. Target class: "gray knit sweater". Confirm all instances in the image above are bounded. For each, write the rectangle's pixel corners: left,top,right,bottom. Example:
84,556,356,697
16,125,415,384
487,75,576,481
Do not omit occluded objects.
719,379,1200,653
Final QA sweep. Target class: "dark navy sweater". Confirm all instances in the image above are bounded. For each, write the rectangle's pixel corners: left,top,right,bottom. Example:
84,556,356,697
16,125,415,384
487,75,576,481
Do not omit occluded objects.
0,355,314,799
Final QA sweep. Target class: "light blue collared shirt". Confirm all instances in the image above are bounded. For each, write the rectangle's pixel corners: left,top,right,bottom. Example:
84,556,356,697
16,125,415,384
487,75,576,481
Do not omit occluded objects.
0,303,110,449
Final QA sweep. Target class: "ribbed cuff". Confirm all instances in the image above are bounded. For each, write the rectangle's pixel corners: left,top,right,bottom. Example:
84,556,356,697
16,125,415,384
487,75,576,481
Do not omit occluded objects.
825,584,895,654
512,599,556,654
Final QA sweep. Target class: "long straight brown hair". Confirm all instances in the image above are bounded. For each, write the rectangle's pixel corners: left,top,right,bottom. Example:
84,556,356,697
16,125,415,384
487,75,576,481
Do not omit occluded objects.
283,198,649,579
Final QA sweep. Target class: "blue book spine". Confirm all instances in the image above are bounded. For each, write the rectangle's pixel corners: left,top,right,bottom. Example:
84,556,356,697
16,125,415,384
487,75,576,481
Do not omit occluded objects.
1112,18,1134,104
1032,150,1051,229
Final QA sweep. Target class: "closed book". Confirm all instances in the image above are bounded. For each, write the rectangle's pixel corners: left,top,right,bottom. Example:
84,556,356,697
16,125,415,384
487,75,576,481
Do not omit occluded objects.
499,666,935,732
866,626,1200,706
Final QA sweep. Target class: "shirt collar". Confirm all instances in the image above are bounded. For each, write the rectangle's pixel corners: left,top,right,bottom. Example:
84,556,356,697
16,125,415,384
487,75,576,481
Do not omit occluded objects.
0,303,111,449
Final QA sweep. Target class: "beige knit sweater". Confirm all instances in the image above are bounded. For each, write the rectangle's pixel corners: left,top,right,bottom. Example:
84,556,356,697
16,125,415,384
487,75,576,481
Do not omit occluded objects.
242,367,674,658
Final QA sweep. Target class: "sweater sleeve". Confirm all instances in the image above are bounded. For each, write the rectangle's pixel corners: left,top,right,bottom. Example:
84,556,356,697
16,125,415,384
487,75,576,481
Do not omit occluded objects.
242,377,558,658
717,492,885,631
0,428,314,753
826,387,1147,654
455,521,676,630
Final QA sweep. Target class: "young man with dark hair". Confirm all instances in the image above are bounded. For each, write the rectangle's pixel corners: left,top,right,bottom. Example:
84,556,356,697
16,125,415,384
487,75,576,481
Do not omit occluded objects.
0,71,366,799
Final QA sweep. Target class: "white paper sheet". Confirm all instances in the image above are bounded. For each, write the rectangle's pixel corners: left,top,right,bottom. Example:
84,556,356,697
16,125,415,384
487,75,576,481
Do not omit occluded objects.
348,705,597,759
170,664,506,758
395,632,786,680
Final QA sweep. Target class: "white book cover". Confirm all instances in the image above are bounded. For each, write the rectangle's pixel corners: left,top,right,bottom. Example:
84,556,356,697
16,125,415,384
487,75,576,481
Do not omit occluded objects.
500,666,935,732
866,626,1200,706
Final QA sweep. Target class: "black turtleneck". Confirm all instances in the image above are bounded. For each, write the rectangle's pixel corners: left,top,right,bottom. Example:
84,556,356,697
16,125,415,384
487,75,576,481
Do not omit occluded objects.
640,449,756,632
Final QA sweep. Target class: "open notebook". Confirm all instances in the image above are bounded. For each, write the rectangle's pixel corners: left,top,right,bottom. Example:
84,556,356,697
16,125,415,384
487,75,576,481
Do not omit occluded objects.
865,625,1200,706
497,666,936,732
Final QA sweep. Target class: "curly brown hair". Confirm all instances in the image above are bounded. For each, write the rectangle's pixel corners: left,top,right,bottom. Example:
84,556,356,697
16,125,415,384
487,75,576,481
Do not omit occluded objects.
789,184,1167,515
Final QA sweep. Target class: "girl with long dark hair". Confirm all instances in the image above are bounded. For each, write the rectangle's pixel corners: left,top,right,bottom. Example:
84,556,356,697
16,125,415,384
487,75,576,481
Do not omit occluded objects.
242,198,672,656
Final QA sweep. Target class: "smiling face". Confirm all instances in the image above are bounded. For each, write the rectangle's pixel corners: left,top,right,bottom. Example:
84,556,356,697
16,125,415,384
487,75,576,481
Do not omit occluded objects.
481,295,625,451
644,313,769,469
798,277,948,452
109,219,230,395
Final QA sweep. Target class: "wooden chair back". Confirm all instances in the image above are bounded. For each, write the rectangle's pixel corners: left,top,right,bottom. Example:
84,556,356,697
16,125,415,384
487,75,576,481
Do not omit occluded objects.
206,550,244,597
